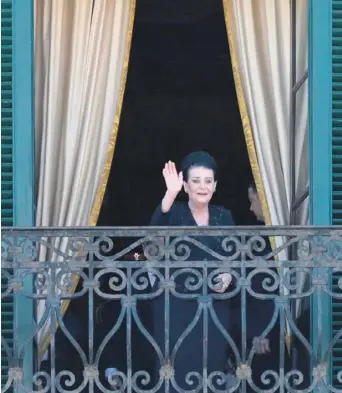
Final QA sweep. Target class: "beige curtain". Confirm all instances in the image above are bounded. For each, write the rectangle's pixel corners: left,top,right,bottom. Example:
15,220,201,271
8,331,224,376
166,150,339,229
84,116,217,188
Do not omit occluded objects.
223,0,308,344
34,0,135,358
223,0,308,230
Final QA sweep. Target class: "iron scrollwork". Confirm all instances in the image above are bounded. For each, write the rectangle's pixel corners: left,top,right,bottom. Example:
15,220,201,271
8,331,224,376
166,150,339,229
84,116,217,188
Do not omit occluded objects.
1,227,342,393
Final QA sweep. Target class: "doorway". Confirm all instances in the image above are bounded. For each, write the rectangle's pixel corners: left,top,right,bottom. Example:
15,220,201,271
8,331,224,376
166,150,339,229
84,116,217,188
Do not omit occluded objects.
53,1,258,388
98,0,255,227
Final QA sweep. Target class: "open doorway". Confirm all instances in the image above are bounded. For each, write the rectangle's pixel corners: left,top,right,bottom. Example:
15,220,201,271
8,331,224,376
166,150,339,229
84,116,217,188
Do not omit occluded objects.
98,0,255,228
54,0,259,387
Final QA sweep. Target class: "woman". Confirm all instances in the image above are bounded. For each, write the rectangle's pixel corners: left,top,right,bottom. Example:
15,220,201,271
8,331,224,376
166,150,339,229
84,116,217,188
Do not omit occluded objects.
149,151,236,393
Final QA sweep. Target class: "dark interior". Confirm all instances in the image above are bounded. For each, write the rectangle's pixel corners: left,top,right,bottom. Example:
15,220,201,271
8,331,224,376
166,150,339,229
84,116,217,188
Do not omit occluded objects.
98,0,255,227
52,1,264,389
48,3,314,389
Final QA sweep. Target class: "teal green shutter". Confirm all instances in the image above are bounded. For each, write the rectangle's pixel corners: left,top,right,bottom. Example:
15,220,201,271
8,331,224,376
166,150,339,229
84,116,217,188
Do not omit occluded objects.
11,0,35,390
1,0,14,390
332,3,342,225
1,0,35,390
332,0,342,386
1,2,13,225
309,0,333,390
311,0,342,387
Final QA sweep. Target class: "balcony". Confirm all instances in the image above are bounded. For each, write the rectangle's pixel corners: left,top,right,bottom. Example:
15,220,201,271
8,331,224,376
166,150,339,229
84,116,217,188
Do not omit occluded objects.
1,226,342,393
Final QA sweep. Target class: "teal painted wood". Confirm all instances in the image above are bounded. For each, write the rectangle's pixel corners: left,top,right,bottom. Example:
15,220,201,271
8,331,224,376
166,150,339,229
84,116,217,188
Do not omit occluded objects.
12,0,34,228
12,0,35,390
332,1,342,226
308,0,333,388
1,0,13,227
331,0,342,387
1,1,14,390
309,0,332,225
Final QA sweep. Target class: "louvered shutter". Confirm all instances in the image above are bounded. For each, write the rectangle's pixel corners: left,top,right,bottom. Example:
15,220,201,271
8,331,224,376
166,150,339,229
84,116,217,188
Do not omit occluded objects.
332,0,342,386
1,0,14,390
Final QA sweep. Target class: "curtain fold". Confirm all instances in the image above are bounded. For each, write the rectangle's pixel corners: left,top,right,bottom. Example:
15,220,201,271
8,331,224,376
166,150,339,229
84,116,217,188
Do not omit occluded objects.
34,0,135,360
223,0,308,338
223,0,308,230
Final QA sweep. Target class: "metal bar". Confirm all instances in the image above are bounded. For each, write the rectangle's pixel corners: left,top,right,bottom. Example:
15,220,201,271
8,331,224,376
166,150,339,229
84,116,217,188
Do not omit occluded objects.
293,69,308,94
289,0,298,374
290,0,297,227
1,227,341,393
291,186,309,212
2,225,342,233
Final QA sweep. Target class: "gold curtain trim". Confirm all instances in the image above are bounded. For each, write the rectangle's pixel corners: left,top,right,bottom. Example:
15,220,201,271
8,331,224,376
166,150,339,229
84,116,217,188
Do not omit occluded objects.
38,0,136,364
222,0,272,227
222,0,290,351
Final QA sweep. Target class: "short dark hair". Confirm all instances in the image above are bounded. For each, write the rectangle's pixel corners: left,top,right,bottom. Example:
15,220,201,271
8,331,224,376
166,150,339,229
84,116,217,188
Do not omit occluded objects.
181,151,217,182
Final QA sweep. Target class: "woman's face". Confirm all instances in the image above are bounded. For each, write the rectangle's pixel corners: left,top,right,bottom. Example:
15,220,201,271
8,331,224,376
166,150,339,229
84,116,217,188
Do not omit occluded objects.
184,166,216,206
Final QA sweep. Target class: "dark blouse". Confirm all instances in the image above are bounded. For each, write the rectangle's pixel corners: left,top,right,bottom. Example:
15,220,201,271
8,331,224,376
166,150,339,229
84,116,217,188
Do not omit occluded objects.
150,201,235,227
148,201,236,392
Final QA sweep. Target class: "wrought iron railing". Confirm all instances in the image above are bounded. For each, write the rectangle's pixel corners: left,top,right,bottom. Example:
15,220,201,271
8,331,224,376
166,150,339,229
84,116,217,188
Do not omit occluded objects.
1,226,342,393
